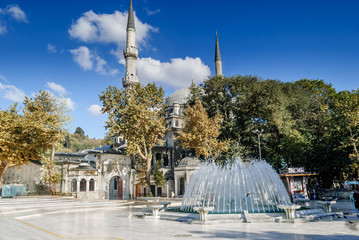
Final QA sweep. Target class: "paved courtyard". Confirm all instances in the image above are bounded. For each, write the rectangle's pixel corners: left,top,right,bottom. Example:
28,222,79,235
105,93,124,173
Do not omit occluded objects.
1,197,359,240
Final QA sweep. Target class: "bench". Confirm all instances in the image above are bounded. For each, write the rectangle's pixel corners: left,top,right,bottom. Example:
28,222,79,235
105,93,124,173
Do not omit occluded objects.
158,201,171,209
193,206,214,222
278,205,301,220
147,204,164,218
317,200,336,213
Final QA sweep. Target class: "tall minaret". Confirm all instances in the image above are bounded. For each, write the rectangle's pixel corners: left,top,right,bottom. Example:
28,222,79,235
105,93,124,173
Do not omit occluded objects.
122,0,139,88
215,31,223,77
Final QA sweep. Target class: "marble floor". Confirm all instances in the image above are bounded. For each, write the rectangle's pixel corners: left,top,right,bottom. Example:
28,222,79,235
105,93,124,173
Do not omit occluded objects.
1,197,358,240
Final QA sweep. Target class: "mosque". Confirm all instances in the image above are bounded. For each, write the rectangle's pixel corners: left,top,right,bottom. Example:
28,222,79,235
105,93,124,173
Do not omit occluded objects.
119,0,224,199
1,0,224,200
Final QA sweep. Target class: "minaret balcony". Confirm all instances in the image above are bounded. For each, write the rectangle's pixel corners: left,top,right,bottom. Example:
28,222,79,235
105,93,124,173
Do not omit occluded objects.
123,48,138,58
122,75,139,87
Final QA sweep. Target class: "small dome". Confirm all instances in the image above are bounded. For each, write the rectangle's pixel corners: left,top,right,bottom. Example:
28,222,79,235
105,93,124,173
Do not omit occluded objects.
77,162,96,170
178,157,201,167
166,87,191,106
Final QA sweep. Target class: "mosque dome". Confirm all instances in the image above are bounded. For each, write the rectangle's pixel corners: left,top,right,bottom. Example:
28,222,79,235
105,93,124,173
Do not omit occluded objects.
178,157,201,167
166,87,191,106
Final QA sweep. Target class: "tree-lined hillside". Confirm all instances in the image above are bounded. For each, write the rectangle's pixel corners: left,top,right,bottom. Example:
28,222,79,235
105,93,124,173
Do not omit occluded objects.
59,127,103,152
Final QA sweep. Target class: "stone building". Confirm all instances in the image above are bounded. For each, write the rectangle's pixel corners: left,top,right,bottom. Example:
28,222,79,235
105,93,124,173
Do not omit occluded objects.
173,157,201,197
55,149,133,200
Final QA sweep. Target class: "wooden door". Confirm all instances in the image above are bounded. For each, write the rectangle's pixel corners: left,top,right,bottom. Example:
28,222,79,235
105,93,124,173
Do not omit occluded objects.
136,184,141,197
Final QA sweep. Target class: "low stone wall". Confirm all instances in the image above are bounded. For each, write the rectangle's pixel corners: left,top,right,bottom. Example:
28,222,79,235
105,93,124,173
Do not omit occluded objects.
75,191,100,200
4,162,51,195
316,188,350,199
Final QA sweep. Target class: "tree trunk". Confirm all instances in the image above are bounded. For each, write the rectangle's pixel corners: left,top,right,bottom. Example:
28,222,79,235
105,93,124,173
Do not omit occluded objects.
0,162,10,190
352,140,359,162
350,129,359,162
146,157,151,196
51,144,56,195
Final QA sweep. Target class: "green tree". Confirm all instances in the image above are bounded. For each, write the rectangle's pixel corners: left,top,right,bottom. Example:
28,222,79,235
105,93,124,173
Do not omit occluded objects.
329,90,359,181
153,160,166,187
177,100,228,162
186,75,359,187
100,83,166,193
74,127,85,138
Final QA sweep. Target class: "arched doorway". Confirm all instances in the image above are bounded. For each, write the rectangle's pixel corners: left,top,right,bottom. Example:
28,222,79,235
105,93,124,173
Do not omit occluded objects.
109,176,123,200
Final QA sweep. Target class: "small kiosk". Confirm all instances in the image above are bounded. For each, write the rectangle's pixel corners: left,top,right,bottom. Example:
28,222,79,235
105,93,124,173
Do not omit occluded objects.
280,167,318,204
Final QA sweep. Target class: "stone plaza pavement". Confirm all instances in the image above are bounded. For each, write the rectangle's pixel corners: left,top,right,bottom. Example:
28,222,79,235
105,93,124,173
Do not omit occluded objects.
1,196,359,240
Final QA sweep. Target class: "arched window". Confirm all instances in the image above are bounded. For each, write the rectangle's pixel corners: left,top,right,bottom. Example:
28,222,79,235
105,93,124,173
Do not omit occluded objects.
71,179,77,192
80,179,86,192
89,179,95,191
179,177,185,195
163,153,169,167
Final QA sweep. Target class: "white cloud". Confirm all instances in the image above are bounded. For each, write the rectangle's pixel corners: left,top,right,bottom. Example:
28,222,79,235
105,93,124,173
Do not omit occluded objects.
62,97,75,110
144,8,160,16
87,104,102,116
47,43,56,53
94,55,119,76
44,90,75,111
0,74,8,82
133,57,210,88
0,82,26,102
46,81,67,96
0,23,6,34
69,46,93,70
6,4,28,23
0,4,27,35
70,46,119,75
68,10,157,48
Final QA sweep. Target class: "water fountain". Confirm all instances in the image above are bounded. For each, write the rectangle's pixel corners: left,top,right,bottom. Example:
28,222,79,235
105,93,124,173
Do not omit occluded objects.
181,160,291,214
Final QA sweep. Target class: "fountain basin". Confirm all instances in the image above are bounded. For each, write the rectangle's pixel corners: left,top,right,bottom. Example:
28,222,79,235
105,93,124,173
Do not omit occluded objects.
181,160,291,214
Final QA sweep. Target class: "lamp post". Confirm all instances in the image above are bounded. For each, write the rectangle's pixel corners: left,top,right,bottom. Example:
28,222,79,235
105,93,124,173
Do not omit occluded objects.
60,163,63,194
254,129,263,160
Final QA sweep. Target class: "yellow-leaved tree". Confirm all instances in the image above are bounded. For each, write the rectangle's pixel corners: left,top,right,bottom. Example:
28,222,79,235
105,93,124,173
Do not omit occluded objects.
0,90,70,193
0,104,34,188
24,90,70,193
177,100,228,162
100,83,166,194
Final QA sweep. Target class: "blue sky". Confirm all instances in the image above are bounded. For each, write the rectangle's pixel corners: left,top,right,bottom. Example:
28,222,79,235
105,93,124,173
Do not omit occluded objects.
1,0,359,139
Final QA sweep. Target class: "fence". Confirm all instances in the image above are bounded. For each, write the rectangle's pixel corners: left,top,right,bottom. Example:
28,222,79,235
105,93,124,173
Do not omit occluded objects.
1,185,27,197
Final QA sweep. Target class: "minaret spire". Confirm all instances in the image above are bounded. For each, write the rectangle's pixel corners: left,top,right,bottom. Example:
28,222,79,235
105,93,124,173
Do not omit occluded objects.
215,31,223,77
122,0,139,88
127,0,135,30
